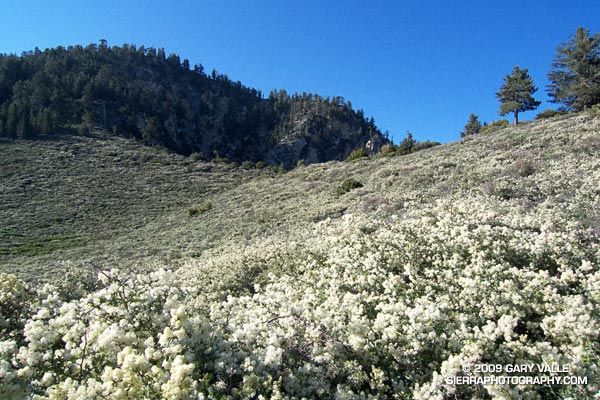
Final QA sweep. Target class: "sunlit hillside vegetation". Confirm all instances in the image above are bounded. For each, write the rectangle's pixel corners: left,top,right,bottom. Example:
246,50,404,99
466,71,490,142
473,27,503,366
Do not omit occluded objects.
1,112,600,398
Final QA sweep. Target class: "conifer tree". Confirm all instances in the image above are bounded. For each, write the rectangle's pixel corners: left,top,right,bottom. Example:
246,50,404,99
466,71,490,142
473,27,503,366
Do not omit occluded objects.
547,27,600,111
496,66,541,125
461,113,481,137
141,117,160,145
397,131,415,155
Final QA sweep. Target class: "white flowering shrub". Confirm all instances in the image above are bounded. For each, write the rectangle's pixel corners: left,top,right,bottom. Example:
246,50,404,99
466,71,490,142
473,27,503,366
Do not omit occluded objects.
0,273,35,340
2,115,600,398
0,269,220,399
2,195,598,399
206,199,599,399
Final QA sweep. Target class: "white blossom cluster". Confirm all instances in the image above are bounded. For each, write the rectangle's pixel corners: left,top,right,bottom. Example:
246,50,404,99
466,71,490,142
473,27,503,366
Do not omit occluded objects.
2,192,599,399
1,269,212,399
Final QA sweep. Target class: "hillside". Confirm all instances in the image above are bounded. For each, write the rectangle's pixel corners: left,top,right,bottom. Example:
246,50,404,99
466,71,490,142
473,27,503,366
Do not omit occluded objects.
1,113,598,279
0,42,385,168
1,113,599,398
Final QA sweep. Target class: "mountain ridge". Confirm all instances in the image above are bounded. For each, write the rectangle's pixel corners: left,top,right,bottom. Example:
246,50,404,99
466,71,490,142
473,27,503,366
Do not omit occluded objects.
0,42,386,168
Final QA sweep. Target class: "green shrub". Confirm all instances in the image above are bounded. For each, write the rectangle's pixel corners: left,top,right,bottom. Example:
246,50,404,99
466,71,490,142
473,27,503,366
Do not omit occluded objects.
535,109,559,120
378,140,439,158
346,147,368,162
589,104,600,118
269,164,286,174
188,201,213,217
54,265,100,301
0,273,35,341
509,159,536,177
379,143,398,157
480,119,509,134
189,152,205,161
240,161,255,170
336,178,363,196
413,140,441,152
255,161,268,169
212,156,232,164
296,159,305,168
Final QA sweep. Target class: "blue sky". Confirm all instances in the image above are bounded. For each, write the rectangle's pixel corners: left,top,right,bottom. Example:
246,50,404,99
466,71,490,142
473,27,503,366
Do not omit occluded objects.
1,1,599,143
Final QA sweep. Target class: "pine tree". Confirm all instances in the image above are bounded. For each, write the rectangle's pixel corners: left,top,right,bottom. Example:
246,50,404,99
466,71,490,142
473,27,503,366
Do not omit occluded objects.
496,66,541,125
141,117,160,145
397,131,415,155
547,27,600,111
5,103,18,137
81,111,95,133
461,113,481,137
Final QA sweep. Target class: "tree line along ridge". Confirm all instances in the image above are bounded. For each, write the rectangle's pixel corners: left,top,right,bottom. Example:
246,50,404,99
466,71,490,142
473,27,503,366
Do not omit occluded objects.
1,26,599,164
0,41,384,168
461,27,600,137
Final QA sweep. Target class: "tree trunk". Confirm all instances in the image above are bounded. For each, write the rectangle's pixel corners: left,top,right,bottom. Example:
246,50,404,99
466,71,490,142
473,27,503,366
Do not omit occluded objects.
514,111,519,125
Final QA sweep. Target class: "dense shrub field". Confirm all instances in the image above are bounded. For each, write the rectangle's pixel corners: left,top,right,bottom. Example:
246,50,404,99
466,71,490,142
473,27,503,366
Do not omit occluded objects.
1,114,599,398
2,193,599,398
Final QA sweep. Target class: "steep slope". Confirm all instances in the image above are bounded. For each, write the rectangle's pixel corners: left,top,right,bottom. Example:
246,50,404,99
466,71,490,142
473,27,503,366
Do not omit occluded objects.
0,43,384,167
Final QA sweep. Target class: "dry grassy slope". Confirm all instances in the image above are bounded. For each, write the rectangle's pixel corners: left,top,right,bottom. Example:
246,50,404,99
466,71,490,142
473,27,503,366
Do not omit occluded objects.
0,132,261,280
1,114,599,282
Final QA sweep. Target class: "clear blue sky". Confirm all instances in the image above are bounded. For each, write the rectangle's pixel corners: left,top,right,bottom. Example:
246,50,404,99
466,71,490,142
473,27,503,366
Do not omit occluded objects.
1,1,599,143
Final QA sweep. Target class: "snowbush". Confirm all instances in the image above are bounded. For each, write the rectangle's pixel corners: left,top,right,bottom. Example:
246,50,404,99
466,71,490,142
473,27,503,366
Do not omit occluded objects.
2,195,599,399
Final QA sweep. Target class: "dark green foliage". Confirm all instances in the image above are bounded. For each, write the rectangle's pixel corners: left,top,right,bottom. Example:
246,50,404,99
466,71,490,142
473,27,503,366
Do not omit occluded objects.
346,147,368,162
496,66,541,125
0,42,382,166
269,164,286,174
141,117,160,145
240,161,255,169
480,119,509,134
188,201,213,217
547,27,600,111
377,135,439,157
535,109,566,121
412,140,441,152
189,152,205,161
336,178,363,196
255,161,268,169
211,155,233,164
461,113,481,137
397,131,415,155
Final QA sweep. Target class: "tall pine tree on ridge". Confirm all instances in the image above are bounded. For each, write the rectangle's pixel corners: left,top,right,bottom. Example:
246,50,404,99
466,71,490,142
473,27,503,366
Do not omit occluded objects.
547,26,600,111
496,66,541,125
